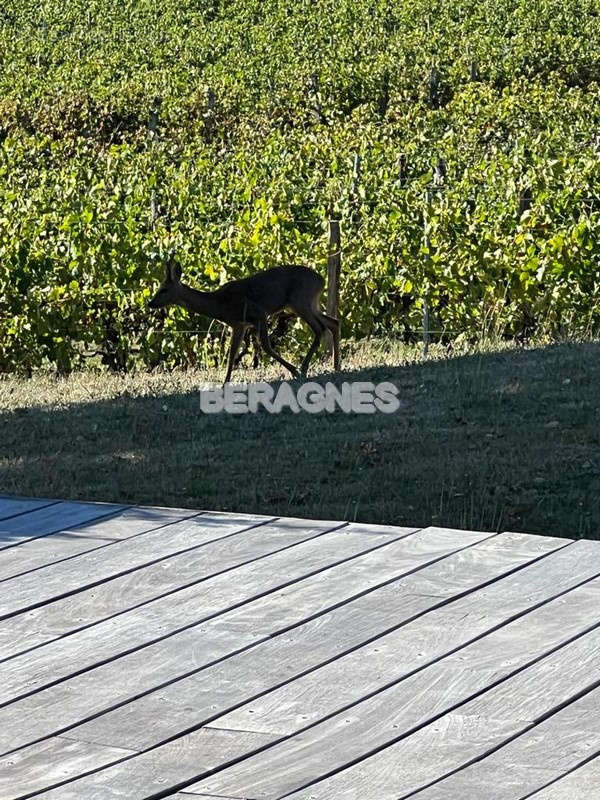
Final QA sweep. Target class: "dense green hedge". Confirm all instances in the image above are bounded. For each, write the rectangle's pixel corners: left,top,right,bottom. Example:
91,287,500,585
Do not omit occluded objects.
1,0,600,372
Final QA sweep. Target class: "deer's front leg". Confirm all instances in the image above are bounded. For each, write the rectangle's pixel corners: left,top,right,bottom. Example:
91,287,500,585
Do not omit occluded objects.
224,324,246,385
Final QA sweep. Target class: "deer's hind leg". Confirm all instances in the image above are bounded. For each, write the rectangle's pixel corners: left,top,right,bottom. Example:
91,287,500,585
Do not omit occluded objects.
319,312,340,371
255,314,300,379
293,306,339,376
293,309,327,377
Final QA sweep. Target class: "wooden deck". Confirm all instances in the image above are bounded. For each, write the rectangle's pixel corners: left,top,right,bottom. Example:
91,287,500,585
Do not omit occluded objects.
1,497,600,800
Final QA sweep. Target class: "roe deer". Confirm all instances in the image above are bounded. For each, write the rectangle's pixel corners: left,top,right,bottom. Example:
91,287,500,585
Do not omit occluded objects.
149,259,340,383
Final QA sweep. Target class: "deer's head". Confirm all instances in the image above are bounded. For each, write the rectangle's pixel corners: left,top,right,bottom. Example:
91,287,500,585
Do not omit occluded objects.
149,259,182,309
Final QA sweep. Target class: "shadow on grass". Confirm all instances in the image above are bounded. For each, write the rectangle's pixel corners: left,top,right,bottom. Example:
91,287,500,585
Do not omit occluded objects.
2,341,600,539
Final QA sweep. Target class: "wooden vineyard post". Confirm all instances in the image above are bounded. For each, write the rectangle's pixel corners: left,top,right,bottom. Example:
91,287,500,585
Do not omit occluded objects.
327,214,341,357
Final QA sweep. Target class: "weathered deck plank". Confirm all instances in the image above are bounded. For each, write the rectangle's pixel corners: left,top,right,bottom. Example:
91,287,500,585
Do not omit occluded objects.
209,559,600,739
0,517,346,665
0,500,125,548
0,729,272,800
0,737,135,800
2,497,599,800
183,558,600,797
62,532,568,753
0,505,199,582
0,511,277,617
527,756,600,799
0,523,418,707
237,626,600,800
19,580,600,800
0,532,569,792
411,686,600,800
0,496,57,521
0,525,467,756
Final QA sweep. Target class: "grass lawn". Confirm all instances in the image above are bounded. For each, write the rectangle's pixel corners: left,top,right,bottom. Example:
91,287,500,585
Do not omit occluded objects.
1,339,599,539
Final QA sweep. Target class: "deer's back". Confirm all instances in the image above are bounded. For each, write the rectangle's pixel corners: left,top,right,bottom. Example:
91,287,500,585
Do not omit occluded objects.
221,265,324,315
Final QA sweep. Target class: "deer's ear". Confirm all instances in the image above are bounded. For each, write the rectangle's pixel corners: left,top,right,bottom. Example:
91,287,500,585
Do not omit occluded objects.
169,261,182,283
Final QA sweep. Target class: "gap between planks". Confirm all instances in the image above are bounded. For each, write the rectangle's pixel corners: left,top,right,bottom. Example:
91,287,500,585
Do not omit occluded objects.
0,501,127,550
0,512,280,618
0,498,59,522
0,505,203,583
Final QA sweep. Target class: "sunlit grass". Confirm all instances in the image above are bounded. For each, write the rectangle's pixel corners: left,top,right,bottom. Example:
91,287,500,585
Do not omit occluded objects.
1,337,599,540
